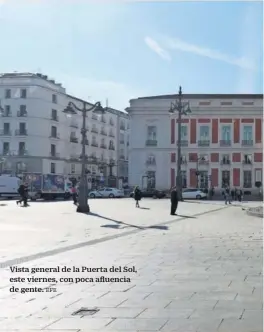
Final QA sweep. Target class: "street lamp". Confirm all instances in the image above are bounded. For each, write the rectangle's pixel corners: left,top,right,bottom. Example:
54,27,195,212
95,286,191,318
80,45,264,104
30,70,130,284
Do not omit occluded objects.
63,101,105,213
169,86,191,200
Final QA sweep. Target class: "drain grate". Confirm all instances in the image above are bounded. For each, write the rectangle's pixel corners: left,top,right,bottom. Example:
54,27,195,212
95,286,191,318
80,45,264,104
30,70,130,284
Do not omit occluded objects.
72,307,99,316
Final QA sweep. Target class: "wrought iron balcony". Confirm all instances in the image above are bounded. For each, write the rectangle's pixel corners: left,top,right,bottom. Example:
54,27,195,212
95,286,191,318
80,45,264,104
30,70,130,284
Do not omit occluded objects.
50,152,60,158
198,140,210,147
177,140,188,147
146,160,156,166
0,130,12,136
2,110,12,117
51,115,59,122
100,130,107,136
146,139,157,146
242,160,252,165
70,122,78,128
242,140,253,146
2,150,10,156
17,110,28,117
220,140,231,147
101,117,106,123
91,128,98,133
18,149,28,156
198,159,209,165
70,154,80,161
15,129,28,136
109,133,115,138
100,144,107,149
221,159,231,165
70,136,78,143
119,155,125,160
50,133,60,139
81,139,89,145
91,142,98,147
109,145,115,150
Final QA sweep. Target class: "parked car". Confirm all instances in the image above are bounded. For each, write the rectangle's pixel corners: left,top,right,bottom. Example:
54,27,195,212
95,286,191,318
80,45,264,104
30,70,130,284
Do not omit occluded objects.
130,189,166,199
182,188,207,200
89,187,125,198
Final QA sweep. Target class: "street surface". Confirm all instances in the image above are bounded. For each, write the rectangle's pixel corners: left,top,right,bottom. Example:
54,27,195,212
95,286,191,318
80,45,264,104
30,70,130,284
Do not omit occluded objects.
0,199,262,331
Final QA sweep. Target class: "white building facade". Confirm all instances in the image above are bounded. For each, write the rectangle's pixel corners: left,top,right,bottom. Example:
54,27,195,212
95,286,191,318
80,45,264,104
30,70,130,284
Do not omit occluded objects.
127,94,263,194
0,73,129,187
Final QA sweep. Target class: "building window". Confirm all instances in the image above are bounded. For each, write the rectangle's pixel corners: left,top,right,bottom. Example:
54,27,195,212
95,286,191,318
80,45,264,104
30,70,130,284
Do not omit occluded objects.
146,171,156,190
243,126,253,140
50,163,56,174
199,125,209,140
71,164,75,174
221,125,231,140
19,123,26,134
4,105,11,116
243,170,252,188
3,123,10,135
221,170,230,187
51,126,57,138
18,142,26,155
51,109,58,121
181,171,187,188
3,142,9,155
20,89,27,99
19,105,27,116
51,144,56,156
221,154,230,164
120,133,125,143
199,171,209,188
243,154,252,164
181,125,188,139
52,94,57,103
147,126,157,140
5,89,11,99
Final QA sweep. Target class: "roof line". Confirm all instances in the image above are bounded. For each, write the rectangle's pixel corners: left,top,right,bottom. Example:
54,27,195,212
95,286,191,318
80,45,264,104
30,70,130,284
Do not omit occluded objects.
138,93,263,100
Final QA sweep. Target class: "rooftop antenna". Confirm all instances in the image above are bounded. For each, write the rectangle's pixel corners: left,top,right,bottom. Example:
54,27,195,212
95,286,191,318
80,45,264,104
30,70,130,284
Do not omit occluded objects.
106,98,109,109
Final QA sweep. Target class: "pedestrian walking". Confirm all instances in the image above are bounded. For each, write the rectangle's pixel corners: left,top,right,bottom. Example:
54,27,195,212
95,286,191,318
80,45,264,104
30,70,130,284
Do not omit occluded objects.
16,183,25,205
237,188,243,202
72,186,78,205
134,186,142,208
170,186,178,215
224,186,231,205
231,188,234,201
23,183,29,207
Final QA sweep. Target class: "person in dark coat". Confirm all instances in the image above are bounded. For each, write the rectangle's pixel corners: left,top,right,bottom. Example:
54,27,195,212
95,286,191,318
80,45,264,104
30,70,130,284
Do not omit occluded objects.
231,189,234,201
16,183,25,205
23,183,29,207
170,186,178,215
72,186,78,205
134,186,141,208
237,189,243,202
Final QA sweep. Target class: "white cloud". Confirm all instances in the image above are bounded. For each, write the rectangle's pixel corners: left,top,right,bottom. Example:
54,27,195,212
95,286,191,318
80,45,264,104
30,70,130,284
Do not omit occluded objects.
160,36,255,70
52,73,143,111
144,36,171,61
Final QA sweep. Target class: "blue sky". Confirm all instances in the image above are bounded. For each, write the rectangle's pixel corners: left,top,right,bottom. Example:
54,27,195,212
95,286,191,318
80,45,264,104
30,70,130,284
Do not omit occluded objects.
0,0,263,110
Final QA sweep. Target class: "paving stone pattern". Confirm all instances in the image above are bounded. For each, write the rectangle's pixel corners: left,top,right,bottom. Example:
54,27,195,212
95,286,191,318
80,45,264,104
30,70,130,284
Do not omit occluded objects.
0,200,262,331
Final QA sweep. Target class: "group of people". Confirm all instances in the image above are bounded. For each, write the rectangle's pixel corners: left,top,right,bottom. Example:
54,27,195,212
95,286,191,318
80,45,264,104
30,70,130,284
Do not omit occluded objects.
223,186,243,205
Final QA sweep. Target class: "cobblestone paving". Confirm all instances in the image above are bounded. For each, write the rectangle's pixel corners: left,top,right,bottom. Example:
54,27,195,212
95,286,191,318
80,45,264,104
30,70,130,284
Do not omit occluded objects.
0,200,262,331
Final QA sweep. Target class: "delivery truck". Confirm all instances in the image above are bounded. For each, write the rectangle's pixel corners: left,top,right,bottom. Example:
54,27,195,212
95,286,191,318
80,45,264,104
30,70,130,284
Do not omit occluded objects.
22,173,72,201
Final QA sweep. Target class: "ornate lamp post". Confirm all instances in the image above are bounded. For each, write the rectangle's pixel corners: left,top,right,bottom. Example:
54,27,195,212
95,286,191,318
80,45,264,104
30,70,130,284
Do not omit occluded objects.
63,101,105,213
169,86,191,200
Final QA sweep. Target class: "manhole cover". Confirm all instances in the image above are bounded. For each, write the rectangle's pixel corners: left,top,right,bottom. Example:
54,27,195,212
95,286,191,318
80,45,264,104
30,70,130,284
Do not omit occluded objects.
72,307,99,316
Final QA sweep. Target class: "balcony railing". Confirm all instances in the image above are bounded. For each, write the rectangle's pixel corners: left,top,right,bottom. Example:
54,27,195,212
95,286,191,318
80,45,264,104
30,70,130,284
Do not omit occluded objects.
100,144,107,149
70,154,80,161
220,140,231,147
242,140,253,146
119,155,125,160
120,125,125,130
100,130,107,136
51,115,59,122
2,110,11,117
81,139,89,145
0,130,12,136
15,129,28,136
242,160,252,165
18,149,28,156
70,137,78,143
17,111,28,117
109,133,115,138
91,142,98,147
88,156,98,163
2,150,10,156
91,128,98,133
109,145,115,150
198,159,209,165
146,139,157,146
198,140,210,147
177,140,188,147
146,160,156,166
50,133,60,139
221,159,231,165
70,122,78,128
50,152,60,158
120,140,125,144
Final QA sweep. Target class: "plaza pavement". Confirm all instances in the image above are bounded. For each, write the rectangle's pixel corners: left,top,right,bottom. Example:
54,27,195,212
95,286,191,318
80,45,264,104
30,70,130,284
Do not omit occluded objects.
0,199,262,331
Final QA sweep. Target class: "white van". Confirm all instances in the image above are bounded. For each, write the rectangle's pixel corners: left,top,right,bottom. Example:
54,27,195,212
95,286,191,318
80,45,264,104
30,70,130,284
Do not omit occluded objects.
0,175,21,199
